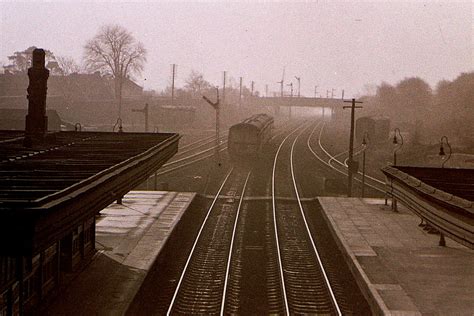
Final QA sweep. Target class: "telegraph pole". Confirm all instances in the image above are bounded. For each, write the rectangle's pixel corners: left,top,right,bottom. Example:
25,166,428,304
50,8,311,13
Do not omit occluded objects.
265,84,269,97
239,77,243,107
287,82,293,119
343,98,363,197
222,71,226,105
171,64,176,107
251,81,255,96
331,88,335,98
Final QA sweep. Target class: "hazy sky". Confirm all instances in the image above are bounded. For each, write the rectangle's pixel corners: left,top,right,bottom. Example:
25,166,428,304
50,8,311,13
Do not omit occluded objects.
1,1,472,98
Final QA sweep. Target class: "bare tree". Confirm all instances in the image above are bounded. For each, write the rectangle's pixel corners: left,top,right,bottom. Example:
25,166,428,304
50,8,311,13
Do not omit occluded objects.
54,56,83,112
83,24,147,126
184,70,213,96
56,56,82,75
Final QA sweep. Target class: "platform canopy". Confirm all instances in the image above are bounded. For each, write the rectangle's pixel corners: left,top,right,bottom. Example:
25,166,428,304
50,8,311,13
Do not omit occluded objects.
0,131,179,255
382,165,474,249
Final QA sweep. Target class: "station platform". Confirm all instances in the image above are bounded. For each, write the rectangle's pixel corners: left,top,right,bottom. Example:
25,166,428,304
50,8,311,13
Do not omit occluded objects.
43,191,195,315
319,197,474,315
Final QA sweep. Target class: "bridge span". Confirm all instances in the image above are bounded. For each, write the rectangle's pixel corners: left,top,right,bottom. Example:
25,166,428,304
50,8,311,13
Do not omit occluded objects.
155,96,344,109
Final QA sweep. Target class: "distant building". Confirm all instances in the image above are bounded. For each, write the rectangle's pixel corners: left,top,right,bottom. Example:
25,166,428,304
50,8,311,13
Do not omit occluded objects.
0,109,63,131
0,73,143,126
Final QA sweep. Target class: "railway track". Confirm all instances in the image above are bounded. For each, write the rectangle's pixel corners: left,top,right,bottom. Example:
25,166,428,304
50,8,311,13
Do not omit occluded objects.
148,134,228,178
164,124,302,314
166,167,251,315
130,119,371,314
271,122,342,315
307,121,386,194
166,121,353,315
151,121,297,180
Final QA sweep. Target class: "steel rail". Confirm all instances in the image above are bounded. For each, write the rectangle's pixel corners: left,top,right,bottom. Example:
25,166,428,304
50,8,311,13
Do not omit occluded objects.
307,122,385,193
166,167,234,316
319,123,385,186
220,171,251,315
154,123,295,179
290,126,342,315
150,145,228,178
178,134,217,151
161,140,228,168
175,133,228,158
271,123,308,316
269,121,300,142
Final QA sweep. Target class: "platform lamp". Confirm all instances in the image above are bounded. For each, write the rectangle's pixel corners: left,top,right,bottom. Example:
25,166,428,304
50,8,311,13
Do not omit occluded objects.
438,137,450,247
439,136,452,168
391,128,403,211
361,132,369,198
392,128,404,166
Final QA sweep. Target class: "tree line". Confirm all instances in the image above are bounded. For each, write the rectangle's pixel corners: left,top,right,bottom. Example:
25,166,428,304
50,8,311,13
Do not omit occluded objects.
362,73,473,145
3,25,147,126
2,24,259,112
2,23,472,143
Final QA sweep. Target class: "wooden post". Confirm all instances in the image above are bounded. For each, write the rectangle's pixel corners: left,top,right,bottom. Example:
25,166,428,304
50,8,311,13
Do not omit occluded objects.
343,98,363,197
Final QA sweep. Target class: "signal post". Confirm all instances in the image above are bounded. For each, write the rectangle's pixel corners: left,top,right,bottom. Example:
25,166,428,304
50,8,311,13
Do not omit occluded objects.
203,88,221,166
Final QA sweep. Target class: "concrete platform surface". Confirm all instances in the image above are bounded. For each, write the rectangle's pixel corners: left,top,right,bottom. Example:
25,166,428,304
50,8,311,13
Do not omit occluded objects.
44,191,195,315
319,197,474,315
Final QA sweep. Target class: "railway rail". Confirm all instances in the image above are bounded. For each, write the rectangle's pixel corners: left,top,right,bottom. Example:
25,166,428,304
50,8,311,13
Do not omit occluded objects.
166,167,251,315
149,134,228,178
131,119,372,314
152,121,299,180
164,124,303,315
307,121,386,194
271,123,342,315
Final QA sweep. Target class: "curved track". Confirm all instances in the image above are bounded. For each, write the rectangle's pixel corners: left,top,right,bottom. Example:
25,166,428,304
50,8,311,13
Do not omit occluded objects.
307,121,386,193
271,122,342,315
130,119,372,315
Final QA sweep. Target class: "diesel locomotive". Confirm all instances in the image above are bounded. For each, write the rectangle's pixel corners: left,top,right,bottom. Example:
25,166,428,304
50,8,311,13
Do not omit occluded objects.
227,114,274,162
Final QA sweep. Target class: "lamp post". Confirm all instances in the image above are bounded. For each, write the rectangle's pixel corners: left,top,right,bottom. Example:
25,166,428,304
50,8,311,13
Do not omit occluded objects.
439,136,452,168
361,132,369,198
392,128,404,166
437,135,451,247
391,128,403,211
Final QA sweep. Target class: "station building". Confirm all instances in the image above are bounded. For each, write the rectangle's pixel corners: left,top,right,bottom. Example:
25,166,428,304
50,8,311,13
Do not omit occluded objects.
0,48,179,315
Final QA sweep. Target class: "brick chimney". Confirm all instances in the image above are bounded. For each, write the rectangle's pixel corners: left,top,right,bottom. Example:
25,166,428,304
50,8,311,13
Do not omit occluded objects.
24,48,49,145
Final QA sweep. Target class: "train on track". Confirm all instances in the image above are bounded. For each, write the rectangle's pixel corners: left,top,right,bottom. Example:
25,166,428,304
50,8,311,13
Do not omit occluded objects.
228,113,274,162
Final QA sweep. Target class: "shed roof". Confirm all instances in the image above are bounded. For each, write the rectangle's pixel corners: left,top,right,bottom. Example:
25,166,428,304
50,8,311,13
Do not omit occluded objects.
0,130,179,255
